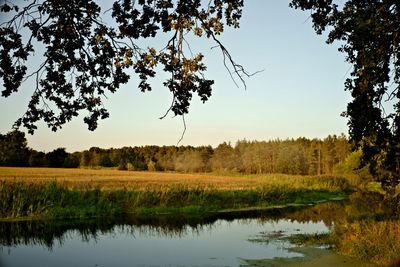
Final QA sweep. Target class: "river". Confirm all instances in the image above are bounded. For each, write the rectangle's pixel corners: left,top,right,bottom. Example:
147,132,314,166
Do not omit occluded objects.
0,200,369,267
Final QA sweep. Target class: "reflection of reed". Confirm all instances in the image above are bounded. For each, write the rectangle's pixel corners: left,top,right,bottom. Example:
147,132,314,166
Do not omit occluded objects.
0,215,211,249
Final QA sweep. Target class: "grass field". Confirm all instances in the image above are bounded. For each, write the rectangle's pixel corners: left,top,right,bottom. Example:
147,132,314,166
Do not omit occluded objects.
0,167,349,191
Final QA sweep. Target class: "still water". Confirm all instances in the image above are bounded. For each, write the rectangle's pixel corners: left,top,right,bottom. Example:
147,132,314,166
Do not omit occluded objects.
0,206,337,267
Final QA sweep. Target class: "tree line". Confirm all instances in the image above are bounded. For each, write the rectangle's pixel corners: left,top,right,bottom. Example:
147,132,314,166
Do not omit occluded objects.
0,130,357,176
0,131,78,168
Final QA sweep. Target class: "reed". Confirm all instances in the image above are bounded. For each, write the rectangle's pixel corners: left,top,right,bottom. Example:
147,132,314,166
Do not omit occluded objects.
0,180,347,219
332,220,400,266
0,181,122,218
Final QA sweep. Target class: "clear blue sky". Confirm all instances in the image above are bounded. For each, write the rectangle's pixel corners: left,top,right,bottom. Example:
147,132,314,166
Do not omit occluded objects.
0,1,351,152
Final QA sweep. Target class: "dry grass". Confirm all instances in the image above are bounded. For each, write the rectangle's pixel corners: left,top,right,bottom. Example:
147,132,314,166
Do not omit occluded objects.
0,167,262,190
0,167,349,191
334,220,400,266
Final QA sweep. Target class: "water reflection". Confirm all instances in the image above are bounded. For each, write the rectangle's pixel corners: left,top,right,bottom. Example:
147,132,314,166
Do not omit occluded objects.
1,210,330,267
1,206,319,249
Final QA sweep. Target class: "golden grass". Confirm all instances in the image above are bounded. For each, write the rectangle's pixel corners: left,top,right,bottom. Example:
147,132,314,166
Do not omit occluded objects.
0,167,348,191
334,220,400,266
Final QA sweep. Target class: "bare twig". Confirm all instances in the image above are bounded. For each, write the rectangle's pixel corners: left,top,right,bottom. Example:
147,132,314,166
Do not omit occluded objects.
177,114,186,145
159,94,176,120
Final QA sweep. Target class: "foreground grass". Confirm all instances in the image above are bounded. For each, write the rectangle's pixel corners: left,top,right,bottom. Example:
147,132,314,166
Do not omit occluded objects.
332,220,400,266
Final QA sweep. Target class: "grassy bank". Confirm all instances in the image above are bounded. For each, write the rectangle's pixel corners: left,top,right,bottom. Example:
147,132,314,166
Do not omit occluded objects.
0,179,349,220
283,220,400,267
332,220,400,266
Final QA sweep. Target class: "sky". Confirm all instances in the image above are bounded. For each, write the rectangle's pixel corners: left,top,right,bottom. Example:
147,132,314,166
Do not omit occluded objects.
0,1,352,152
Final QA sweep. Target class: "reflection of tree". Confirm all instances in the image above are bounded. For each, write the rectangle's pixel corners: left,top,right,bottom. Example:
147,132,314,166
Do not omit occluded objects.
344,191,398,220
282,192,396,227
0,217,120,249
282,202,348,227
0,215,216,249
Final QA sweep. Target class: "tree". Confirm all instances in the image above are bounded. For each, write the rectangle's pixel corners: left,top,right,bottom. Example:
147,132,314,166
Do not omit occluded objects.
45,147,68,167
211,142,238,172
155,146,178,171
0,0,248,133
275,143,307,175
99,152,113,167
0,130,30,166
28,150,46,167
79,150,91,167
239,141,270,174
290,0,400,188
174,149,205,172
63,153,80,168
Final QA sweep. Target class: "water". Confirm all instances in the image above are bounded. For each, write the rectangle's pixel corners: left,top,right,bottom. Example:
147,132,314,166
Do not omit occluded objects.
1,219,329,267
1,191,388,267
0,207,332,267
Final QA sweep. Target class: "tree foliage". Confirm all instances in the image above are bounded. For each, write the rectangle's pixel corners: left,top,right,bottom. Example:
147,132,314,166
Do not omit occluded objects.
290,0,400,187
0,0,247,133
0,130,29,166
44,147,67,167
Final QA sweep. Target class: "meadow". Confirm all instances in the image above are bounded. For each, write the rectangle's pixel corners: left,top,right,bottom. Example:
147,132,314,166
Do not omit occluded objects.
0,167,349,191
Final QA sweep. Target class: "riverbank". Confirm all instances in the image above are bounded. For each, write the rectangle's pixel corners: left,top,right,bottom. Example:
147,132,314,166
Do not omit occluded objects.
0,167,352,220
0,180,350,220
242,246,369,267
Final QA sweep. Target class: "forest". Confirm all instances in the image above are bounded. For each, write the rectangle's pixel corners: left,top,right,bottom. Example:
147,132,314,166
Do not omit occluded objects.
0,130,359,176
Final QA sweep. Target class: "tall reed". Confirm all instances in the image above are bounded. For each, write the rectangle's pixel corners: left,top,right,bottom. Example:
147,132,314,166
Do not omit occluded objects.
332,220,400,266
0,180,347,219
